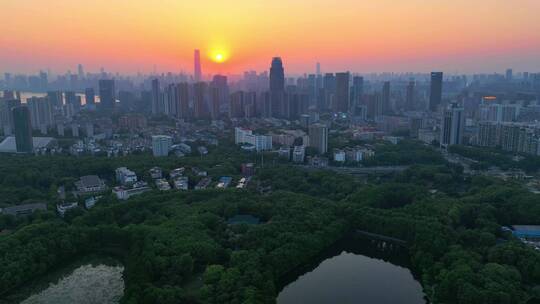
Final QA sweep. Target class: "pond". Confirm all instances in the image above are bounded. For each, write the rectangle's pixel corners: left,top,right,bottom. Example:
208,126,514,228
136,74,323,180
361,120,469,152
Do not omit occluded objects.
277,235,427,304
1,256,124,304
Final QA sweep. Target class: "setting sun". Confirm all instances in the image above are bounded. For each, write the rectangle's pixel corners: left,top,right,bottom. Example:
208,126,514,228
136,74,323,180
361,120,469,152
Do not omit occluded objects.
214,53,224,63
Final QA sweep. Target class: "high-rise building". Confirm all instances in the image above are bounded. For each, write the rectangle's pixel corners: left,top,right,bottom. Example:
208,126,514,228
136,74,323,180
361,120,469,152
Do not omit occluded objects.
194,82,209,119
309,123,328,154
334,72,350,113
211,74,228,116
440,103,464,147
429,72,443,112
151,79,160,115
98,79,115,110
85,88,95,105
382,81,391,114
12,106,33,153
270,57,285,118
78,64,85,79
230,91,245,119
27,97,53,133
351,76,364,114
46,91,63,108
194,49,202,82
178,82,190,119
152,135,172,157
0,99,21,135
506,68,513,81
406,81,415,111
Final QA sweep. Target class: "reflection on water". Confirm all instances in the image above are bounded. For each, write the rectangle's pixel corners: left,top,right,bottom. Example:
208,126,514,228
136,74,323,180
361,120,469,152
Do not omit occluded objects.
277,236,426,304
21,264,124,304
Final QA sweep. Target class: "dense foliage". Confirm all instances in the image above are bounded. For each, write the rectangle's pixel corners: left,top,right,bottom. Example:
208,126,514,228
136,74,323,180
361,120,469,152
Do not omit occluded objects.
1,142,540,304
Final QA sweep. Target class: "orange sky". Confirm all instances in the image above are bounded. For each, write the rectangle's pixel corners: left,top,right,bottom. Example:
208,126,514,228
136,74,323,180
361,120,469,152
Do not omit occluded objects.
1,0,540,75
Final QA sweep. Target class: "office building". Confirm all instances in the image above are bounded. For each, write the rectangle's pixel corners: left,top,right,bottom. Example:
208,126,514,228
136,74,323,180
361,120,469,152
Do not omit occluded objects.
27,97,53,133
152,135,173,157
334,72,350,113
270,57,285,117
440,103,464,147
429,72,443,112
85,88,95,105
194,49,202,82
309,123,328,154
194,82,209,119
98,79,115,110
0,99,21,135
12,106,33,153
382,81,391,114
151,79,160,115
406,81,415,111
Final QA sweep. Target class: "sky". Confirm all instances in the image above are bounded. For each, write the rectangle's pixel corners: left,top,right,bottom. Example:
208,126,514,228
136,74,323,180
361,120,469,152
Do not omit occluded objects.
1,0,540,75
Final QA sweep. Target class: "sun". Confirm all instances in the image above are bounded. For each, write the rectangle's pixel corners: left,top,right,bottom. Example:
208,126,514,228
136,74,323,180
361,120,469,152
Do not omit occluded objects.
214,53,224,62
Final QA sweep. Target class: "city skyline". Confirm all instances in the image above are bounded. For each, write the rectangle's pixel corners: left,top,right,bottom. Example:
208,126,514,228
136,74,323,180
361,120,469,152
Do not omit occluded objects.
2,0,540,75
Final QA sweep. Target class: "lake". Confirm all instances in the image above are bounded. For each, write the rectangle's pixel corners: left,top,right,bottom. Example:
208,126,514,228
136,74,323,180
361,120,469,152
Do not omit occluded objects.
1,256,124,304
277,236,427,304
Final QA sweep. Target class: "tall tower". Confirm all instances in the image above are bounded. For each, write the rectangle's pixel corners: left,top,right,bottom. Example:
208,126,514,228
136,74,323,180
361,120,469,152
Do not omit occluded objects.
12,106,33,153
269,57,285,117
98,79,115,110
194,49,202,82
334,72,350,113
382,81,391,114
151,78,160,115
406,81,415,111
316,62,321,75
429,72,443,112
270,57,285,92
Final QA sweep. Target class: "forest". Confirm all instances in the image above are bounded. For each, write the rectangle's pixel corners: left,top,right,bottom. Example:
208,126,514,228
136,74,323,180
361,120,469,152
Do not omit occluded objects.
1,144,540,303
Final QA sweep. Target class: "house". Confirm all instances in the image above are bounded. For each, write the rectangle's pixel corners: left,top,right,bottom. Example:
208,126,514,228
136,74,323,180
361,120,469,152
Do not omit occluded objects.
1,203,47,216
57,202,79,217
195,177,212,190
75,175,107,194
333,149,346,162
155,179,171,191
192,167,208,176
292,146,305,163
173,176,189,190
170,168,185,179
84,196,101,209
115,167,137,185
149,167,163,179
197,146,208,155
112,182,151,200
216,176,232,189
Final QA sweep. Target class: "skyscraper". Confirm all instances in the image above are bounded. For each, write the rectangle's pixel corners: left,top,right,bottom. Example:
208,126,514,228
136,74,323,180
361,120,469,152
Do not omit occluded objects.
309,123,328,154
85,88,95,105
27,97,53,133
429,72,443,112
194,49,202,82
77,64,84,79
12,106,33,153
351,76,364,114
270,57,285,117
194,82,209,119
98,79,115,110
406,81,415,111
151,79,160,115
382,81,391,114
334,72,350,113
0,98,21,135
178,83,190,119
440,103,464,148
